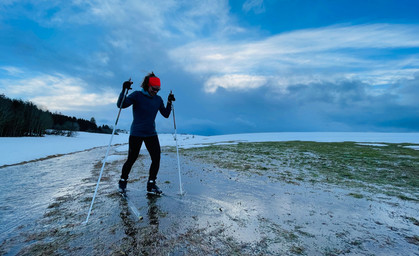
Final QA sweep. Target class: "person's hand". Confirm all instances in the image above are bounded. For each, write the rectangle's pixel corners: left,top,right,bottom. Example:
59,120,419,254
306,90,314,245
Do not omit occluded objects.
168,92,176,103
122,80,133,91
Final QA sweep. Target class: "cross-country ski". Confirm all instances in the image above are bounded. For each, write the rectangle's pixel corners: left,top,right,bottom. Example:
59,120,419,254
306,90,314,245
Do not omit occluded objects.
119,190,143,221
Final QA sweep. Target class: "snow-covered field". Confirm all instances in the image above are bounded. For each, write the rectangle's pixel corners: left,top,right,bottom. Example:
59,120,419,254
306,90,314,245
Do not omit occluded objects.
1,132,419,166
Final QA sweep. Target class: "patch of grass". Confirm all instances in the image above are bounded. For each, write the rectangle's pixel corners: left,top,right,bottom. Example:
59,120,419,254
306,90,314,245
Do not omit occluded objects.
290,245,305,254
402,216,419,226
348,193,364,199
397,194,416,201
185,141,419,199
406,235,419,245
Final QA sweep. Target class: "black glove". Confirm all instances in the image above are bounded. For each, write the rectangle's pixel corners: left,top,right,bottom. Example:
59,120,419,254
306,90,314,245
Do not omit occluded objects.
168,92,176,103
122,80,133,91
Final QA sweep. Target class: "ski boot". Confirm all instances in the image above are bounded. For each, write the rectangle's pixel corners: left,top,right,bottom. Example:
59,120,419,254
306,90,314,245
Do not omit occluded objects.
147,180,162,195
118,179,127,195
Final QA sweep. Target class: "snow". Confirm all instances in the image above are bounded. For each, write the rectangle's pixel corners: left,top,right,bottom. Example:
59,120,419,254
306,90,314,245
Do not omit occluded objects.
0,132,129,166
356,143,388,147
1,132,419,166
173,132,419,148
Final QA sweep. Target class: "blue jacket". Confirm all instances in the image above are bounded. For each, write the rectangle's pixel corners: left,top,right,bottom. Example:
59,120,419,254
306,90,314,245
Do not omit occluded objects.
117,90,171,137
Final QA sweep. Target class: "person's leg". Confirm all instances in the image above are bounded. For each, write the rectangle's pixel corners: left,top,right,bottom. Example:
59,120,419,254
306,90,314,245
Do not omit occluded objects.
144,135,162,194
144,135,161,181
120,135,143,180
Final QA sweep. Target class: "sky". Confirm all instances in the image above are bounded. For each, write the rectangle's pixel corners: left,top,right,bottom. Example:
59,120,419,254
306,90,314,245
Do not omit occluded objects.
1,0,419,135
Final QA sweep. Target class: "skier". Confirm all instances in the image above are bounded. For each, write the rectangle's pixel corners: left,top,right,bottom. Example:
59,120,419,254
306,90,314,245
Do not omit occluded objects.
117,72,175,195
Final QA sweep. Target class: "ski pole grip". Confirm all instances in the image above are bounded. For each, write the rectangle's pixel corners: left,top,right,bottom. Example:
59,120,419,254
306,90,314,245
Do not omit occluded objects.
128,77,132,91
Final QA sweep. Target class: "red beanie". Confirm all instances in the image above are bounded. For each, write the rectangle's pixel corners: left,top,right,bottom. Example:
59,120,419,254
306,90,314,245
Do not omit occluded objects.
149,77,161,87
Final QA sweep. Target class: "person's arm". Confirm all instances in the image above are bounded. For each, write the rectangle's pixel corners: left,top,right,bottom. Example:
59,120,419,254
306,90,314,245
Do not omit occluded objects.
159,100,171,118
159,92,175,118
117,80,134,108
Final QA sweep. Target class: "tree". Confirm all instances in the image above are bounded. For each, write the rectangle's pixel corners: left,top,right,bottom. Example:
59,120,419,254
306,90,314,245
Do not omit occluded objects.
90,117,96,125
0,94,13,136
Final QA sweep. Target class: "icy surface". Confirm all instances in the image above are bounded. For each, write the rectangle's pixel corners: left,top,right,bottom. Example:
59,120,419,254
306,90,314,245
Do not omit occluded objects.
1,147,417,255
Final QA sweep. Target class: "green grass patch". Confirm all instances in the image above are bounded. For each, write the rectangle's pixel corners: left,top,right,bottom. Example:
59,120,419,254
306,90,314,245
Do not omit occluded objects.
185,141,419,200
348,193,364,199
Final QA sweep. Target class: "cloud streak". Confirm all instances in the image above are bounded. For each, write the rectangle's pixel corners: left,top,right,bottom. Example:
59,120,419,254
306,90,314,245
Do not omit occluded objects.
170,23,419,93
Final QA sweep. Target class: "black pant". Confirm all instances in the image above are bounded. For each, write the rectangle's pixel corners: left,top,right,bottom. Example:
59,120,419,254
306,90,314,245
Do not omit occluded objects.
121,135,161,181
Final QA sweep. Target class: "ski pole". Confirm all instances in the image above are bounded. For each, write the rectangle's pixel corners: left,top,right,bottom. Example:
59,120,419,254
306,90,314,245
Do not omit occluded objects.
84,79,131,224
171,94,183,195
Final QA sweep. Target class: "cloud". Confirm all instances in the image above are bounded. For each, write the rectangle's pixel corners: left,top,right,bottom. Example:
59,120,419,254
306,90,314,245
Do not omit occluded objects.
169,23,419,93
0,71,118,111
0,66,24,76
0,0,245,87
18,0,238,40
242,0,265,14
204,74,267,93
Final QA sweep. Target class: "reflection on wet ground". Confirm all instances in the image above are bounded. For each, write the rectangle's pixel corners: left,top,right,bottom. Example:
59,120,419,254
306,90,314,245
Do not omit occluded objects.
0,145,418,255
0,148,103,244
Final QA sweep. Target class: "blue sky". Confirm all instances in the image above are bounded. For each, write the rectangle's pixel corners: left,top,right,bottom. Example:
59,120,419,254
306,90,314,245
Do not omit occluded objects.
1,0,419,135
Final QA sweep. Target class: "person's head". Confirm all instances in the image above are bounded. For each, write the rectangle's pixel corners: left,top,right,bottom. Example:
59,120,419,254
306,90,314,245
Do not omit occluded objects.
141,72,160,96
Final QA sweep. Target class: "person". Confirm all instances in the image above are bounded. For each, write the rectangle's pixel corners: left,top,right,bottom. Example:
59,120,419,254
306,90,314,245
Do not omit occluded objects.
117,72,175,195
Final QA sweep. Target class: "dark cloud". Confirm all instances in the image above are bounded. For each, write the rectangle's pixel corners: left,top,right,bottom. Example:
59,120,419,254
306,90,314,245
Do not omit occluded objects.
170,78,419,135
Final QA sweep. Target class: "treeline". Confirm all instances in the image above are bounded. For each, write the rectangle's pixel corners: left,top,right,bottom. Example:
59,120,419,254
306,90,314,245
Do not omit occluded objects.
0,94,112,137
0,94,53,137
50,113,113,135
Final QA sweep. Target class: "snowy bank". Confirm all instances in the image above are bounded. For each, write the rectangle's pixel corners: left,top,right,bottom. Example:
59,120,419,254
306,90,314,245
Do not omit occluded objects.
1,132,419,167
171,132,419,149
0,132,130,166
